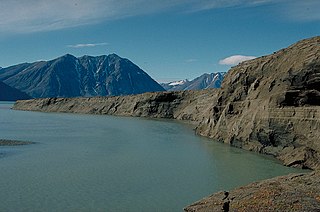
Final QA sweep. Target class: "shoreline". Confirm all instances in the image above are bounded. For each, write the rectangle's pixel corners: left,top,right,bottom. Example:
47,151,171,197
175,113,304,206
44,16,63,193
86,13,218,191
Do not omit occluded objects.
11,99,320,210
12,91,320,170
11,36,320,211
184,171,320,211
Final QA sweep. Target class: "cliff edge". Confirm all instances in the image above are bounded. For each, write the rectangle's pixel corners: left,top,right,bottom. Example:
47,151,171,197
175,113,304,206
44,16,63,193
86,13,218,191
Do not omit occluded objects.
196,36,320,170
14,89,218,125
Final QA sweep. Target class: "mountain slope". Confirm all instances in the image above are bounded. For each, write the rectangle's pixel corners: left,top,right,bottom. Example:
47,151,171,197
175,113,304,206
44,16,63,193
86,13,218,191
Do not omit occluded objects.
161,72,224,91
0,81,31,101
0,54,164,98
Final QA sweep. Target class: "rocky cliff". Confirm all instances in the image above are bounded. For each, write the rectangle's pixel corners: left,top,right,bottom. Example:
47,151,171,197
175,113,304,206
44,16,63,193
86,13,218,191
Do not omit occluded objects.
14,89,218,124
196,36,320,170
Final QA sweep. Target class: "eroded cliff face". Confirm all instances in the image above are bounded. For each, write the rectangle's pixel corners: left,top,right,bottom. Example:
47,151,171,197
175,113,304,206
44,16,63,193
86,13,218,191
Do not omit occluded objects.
196,36,320,170
14,89,218,124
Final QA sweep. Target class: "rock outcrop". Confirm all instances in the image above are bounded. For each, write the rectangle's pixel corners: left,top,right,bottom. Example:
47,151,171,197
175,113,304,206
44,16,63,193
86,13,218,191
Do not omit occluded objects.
184,171,320,211
195,36,320,170
13,89,218,124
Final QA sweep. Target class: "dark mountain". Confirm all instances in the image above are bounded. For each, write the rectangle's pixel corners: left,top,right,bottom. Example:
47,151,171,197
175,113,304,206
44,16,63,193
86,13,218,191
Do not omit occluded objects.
0,54,164,98
161,72,225,91
0,81,31,101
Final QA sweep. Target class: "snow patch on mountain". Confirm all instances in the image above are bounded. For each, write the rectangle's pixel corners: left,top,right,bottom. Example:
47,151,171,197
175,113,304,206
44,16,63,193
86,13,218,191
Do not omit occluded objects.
161,72,225,91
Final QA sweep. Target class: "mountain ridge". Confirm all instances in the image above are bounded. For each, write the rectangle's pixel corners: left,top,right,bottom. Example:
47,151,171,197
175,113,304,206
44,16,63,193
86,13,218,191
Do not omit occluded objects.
0,54,165,98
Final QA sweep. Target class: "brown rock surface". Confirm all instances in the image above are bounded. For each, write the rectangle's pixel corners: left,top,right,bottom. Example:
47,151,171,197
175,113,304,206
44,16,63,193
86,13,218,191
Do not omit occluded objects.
196,36,320,170
184,171,320,212
14,89,218,124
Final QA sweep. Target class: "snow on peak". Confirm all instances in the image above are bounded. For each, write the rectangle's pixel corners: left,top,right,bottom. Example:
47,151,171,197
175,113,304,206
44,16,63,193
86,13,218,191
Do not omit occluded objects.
169,79,188,86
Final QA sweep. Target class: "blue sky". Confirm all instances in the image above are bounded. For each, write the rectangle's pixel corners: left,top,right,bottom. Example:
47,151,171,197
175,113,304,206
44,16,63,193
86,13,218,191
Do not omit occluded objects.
0,0,319,82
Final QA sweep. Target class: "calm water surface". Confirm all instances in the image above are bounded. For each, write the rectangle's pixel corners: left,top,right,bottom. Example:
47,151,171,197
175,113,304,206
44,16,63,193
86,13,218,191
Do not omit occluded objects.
0,101,303,211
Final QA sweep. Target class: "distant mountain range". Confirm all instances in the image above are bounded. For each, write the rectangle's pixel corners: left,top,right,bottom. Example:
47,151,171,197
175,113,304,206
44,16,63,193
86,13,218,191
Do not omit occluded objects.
161,72,225,91
0,81,31,101
0,54,164,98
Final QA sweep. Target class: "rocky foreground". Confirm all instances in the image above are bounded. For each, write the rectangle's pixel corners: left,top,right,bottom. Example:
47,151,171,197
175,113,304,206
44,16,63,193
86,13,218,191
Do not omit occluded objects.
13,36,320,210
185,171,320,212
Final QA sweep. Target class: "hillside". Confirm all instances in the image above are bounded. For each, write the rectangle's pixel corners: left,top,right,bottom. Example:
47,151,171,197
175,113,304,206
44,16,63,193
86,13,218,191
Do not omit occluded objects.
0,81,31,101
0,54,164,98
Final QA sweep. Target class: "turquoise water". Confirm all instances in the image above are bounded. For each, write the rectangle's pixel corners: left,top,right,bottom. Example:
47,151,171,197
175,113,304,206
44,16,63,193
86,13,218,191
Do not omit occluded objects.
0,101,303,211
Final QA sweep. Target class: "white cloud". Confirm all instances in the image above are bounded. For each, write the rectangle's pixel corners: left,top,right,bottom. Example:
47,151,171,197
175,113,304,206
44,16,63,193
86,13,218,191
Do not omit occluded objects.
0,0,318,34
219,55,257,66
0,0,280,34
67,43,109,48
0,0,187,33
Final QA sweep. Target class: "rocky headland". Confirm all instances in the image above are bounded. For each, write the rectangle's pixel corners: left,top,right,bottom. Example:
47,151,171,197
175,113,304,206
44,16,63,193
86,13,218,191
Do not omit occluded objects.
13,36,320,210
